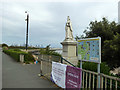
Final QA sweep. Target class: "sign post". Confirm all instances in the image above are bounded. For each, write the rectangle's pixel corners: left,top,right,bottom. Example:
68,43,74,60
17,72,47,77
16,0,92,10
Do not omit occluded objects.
97,63,100,88
77,37,101,88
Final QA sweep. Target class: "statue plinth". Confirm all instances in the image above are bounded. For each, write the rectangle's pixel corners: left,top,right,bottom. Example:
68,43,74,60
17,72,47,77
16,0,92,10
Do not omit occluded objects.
61,40,78,65
61,41,77,57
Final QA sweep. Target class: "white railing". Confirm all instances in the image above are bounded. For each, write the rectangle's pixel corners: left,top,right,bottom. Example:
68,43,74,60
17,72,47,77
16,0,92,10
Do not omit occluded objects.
82,69,120,89
39,56,120,89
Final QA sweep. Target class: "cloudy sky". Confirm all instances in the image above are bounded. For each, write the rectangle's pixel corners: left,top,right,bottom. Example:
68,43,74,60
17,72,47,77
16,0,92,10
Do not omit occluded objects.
1,0,120,48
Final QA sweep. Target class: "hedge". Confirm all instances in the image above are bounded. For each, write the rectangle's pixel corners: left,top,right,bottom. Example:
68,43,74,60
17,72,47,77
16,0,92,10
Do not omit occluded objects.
77,61,110,75
3,49,35,63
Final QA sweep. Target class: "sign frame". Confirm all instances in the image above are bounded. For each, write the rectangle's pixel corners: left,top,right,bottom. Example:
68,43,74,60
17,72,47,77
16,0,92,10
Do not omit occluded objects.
77,37,101,64
77,37,101,88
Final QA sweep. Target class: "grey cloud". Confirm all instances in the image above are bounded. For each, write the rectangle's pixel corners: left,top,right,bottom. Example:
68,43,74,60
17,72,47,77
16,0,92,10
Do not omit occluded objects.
2,1,118,47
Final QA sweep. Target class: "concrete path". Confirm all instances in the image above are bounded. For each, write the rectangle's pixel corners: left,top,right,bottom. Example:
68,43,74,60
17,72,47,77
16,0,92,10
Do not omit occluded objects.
2,52,57,88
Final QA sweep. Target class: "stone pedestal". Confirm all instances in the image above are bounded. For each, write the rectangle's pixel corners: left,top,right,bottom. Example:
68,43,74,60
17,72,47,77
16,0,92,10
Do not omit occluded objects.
61,41,78,66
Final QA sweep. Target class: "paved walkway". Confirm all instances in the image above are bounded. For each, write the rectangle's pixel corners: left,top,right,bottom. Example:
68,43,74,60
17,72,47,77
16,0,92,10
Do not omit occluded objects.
2,52,57,88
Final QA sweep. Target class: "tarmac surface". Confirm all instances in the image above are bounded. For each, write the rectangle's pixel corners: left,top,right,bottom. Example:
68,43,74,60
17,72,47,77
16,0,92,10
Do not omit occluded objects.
2,52,57,89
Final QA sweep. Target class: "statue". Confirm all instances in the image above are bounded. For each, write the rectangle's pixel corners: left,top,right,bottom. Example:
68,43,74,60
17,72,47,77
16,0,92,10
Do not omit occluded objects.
65,16,74,41
61,16,78,65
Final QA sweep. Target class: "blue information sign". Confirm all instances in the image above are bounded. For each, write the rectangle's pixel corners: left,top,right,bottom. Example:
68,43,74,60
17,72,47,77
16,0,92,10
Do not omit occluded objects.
77,37,101,63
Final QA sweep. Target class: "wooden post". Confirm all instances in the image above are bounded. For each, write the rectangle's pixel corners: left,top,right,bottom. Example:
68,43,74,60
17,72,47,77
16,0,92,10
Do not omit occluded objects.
40,55,43,76
93,74,95,88
115,81,117,89
83,71,84,88
89,73,91,88
49,55,51,78
101,77,103,88
110,79,112,89
105,77,107,89
86,72,88,88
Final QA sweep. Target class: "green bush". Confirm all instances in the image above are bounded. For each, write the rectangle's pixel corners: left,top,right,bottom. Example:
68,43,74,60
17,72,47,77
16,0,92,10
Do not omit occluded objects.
77,61,110,75
2,43,8,47
12,48,21,51
24,52,35,63
3,49,35,63
40,48,61,56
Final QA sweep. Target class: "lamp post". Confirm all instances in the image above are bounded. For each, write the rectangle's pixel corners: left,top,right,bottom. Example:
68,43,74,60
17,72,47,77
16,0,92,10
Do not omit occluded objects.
25,11,29,51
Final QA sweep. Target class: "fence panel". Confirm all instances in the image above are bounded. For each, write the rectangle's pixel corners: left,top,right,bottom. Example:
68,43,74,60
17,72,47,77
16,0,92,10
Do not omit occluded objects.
39,56,120,89
39,54,61,79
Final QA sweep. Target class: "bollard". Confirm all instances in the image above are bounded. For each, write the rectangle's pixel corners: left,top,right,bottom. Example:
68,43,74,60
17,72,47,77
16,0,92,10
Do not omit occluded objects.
20,54,24,63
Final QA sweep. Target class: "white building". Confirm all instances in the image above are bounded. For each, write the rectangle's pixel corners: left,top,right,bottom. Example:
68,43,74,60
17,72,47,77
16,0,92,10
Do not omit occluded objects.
118,1,120,24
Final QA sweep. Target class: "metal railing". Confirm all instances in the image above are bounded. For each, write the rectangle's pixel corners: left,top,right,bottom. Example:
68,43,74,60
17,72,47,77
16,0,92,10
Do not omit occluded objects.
61,57,76,67
38,54,61,79
81,69,120,89
39,56,120,89
61,57,120,89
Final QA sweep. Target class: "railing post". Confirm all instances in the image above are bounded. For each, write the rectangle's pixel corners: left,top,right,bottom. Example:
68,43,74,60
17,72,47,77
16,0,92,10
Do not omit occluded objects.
48,55,51,79
101,76,103,88
105,77,107,89
115,80,117,89
89,73,91,88
61,57,63,63
110,79,112,89
93,74,95,88
86,72,88,88
40,55,43,76
83,71,84,88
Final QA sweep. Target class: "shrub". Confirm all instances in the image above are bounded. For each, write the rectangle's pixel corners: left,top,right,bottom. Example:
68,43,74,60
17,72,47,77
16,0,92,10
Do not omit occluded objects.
12,48,21,51
40,48,61,57
2,43,8,47
24,52,35,63
3,49,35,63
77,61,110,75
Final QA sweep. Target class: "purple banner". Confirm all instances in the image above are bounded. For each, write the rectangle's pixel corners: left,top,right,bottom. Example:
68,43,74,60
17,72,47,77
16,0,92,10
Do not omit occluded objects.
65,66,82,89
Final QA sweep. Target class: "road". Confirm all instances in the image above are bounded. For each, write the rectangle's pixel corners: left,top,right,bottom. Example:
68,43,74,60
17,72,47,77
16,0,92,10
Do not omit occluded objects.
2,52,57,88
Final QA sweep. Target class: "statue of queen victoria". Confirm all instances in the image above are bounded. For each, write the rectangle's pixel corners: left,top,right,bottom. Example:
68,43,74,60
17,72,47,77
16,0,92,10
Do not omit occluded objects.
65,16,74,41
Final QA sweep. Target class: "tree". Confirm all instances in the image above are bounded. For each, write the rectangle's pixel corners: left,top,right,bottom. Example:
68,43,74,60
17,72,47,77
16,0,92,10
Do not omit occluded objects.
103,33,120,68
77,17,120,69
75,35,85,41
2,43,8,47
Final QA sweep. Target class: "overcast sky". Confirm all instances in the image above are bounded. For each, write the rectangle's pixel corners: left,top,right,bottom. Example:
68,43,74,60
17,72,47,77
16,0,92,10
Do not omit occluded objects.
1,0,120,48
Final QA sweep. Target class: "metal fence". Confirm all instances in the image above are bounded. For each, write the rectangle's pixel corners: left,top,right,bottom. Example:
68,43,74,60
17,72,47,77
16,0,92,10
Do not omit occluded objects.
82,69,120,89
39,55,120,89
38,54,61,79
61,58,120,89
